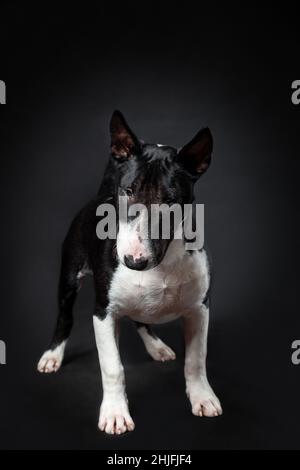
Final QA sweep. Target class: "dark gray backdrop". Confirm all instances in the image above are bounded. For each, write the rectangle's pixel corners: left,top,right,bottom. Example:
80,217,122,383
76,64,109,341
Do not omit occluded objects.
0,3,299,449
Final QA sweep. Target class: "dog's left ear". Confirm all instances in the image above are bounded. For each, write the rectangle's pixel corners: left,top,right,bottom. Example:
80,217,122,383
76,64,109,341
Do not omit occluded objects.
177,128,213,177
110,110,141,160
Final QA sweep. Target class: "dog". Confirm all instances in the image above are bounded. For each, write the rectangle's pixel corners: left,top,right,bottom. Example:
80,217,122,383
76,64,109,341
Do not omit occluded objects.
37,111,222,434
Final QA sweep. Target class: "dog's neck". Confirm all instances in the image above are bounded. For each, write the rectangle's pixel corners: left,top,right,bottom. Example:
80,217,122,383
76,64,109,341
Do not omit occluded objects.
158,239,187,268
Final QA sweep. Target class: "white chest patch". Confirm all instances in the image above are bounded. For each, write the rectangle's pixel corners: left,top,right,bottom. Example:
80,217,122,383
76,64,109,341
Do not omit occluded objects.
108,241,210,324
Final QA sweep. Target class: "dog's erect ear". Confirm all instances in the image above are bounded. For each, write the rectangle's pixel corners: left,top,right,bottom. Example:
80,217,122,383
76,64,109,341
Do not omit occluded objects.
177,128,213,176
110,110,140,160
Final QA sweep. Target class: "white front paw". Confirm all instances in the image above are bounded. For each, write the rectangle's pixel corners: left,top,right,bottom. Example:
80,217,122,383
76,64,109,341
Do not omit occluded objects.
37,343,65,373
99,398,135,435
187,380,222,417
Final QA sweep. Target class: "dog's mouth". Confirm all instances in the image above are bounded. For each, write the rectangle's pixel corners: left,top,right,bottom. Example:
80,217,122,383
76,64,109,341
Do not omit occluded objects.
117,238,171,271
118,253,157,271
123,255,150,271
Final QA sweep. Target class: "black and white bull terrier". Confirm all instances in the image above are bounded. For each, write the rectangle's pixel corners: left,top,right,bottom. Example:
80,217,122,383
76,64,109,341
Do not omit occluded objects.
37,111,222,434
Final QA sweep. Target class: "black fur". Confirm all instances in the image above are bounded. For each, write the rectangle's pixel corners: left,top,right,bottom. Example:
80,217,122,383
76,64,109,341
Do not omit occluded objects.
47,111,212,350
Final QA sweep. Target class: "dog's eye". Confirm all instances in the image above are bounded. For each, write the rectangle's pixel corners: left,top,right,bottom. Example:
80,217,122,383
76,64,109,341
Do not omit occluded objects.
125,187,133,197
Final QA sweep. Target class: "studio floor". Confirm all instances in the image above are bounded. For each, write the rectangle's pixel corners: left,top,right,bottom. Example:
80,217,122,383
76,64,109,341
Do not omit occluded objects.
1,286,298,450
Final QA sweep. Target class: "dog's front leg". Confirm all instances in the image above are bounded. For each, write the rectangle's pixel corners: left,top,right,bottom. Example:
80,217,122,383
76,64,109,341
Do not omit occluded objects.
93,312,134,434
183,305,222,417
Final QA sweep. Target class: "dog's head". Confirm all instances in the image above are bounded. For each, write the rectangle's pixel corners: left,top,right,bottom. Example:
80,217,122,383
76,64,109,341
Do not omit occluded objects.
110,110,212,270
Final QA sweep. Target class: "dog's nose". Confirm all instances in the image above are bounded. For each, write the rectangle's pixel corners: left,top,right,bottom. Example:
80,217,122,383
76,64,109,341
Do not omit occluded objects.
124,255,148,271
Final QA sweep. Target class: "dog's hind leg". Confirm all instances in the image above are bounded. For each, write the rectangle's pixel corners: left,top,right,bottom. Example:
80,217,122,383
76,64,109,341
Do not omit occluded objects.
37,248,84,373
135,322,176,362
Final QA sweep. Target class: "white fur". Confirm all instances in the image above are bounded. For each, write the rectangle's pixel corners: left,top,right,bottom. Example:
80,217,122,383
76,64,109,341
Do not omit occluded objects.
105,239,222,419
184,306,222,417
37,341,66,373
108,240,210,324
116,206,150,264
93,315,134,434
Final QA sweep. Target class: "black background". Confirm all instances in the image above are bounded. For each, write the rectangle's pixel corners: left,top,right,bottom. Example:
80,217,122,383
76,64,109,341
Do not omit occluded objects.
0,3,299,450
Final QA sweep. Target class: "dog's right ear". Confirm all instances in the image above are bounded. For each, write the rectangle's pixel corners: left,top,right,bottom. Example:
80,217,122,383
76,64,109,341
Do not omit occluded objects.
110,110,141,160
